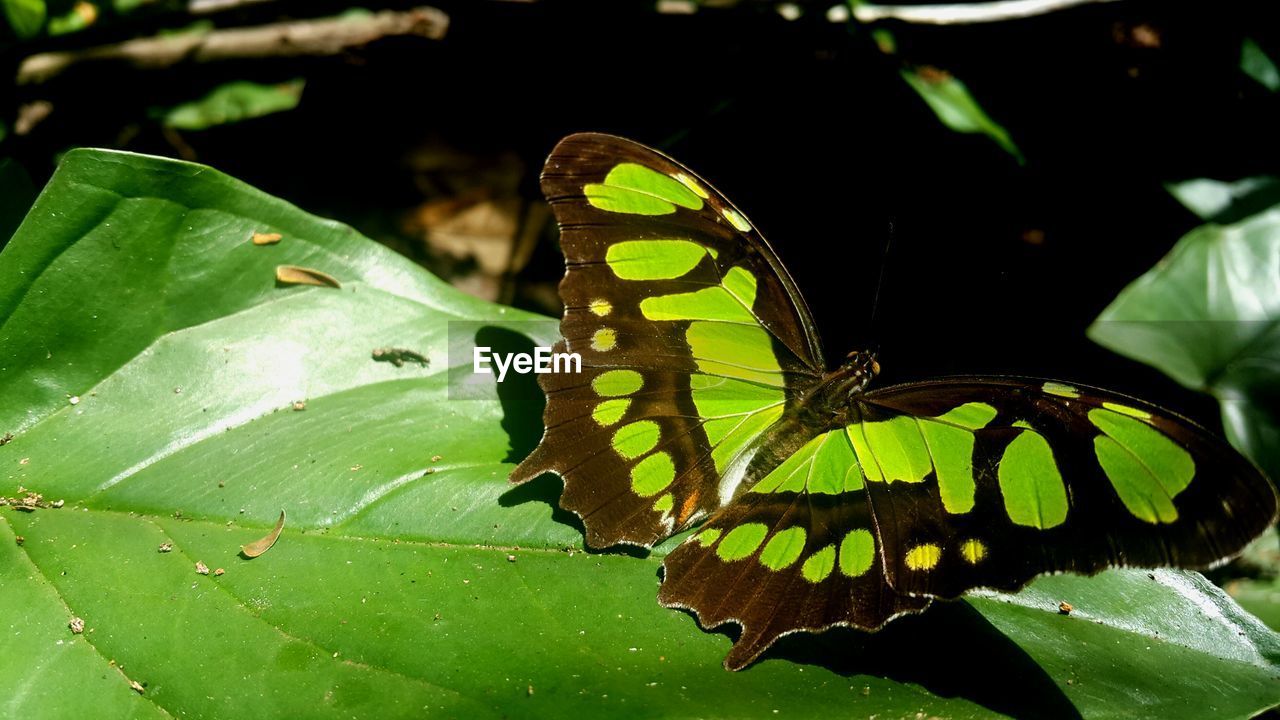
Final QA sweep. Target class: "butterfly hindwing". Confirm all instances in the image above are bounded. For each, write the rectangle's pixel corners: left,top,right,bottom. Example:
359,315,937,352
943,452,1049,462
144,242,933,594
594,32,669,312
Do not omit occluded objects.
658,429,930,670
511,133,825,547
849,378,1278,599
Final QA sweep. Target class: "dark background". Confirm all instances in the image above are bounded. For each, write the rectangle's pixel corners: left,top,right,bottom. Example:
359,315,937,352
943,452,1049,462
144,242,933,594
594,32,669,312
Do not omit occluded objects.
5,0,1279,431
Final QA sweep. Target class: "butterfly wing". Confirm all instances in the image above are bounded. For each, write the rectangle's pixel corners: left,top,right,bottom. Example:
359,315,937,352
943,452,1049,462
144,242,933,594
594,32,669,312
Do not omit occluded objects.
659,376,1276,669
847,377,1278,599
658,428,930,670
511,133,825,547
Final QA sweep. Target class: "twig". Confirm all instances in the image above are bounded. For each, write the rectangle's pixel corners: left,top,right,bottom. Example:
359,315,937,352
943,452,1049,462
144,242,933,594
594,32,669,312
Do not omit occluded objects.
188,0,276,13
852,0,1123,25
18,6,449,85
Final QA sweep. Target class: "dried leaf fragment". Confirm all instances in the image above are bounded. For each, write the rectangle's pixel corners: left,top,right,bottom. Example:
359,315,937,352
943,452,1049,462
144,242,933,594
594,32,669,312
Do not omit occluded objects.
275,265,341,289
241,510,286,559
69,617,85,634
195,561,210,575
252,232,283,246
1058,601,1074,615
214,568,225,576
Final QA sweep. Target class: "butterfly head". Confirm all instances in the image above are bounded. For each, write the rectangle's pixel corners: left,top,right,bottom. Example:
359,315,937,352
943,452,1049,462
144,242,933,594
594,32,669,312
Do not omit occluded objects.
844,350,880,385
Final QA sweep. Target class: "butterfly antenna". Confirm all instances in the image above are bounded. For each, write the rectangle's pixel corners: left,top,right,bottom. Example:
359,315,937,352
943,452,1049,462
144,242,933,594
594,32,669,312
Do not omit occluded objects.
867,218,896,357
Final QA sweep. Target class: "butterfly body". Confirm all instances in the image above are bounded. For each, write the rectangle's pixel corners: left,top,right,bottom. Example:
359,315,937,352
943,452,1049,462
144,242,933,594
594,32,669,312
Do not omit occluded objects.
512,133,1277,669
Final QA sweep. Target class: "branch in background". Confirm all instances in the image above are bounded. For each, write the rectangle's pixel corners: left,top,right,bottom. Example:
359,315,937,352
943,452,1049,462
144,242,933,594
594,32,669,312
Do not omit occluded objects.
188,0,277,13
17,6,449,85
852,0,1122,25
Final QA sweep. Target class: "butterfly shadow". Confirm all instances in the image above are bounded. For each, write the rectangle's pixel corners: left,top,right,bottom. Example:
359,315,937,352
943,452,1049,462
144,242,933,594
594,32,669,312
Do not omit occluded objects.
687,596,1083,720
471,324,546,465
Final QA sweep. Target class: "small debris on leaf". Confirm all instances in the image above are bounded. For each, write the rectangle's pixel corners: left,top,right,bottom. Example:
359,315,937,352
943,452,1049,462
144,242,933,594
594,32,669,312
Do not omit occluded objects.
292,401,307,411
129,680,145,694
241,510,286,558
173,387,182,394
252,232,283,246
14,535,24,546
68,396,80,405
275,265,341,289
527,684,534,697
51,499,64,509
68,617,85,634
1058,601,1073,615
506,554,516,563
431,455,442,463
371,347,429,368
195,561,210,575
214,568,225,576
0,432,12,446
158,542,172,553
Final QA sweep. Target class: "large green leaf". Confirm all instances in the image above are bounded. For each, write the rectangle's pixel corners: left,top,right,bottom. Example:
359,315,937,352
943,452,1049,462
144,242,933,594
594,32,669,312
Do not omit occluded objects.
2,150,1277,719
1088,197,1280,480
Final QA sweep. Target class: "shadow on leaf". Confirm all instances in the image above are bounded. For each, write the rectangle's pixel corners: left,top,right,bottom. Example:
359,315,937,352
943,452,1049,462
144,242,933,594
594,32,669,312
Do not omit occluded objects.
472,324,546,463
673,597,1081,720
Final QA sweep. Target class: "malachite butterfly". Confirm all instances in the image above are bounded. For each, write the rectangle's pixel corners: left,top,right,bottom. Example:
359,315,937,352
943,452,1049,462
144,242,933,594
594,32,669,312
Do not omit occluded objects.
510,133,1278,670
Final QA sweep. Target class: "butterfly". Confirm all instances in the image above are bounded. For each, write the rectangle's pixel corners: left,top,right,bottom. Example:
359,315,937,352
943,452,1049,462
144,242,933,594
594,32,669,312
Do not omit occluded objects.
510,133,1278,670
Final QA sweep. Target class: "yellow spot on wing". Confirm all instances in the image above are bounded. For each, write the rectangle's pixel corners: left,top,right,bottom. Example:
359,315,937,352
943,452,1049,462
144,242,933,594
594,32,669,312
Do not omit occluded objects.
960,538,986,564
588,299,612,317
674,172,709,199
722,207,752,232
591,328,617,352
905,543,942,571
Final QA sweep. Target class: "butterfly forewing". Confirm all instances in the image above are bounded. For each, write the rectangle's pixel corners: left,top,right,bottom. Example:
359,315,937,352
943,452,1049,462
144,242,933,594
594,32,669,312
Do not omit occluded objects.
511,133,826,547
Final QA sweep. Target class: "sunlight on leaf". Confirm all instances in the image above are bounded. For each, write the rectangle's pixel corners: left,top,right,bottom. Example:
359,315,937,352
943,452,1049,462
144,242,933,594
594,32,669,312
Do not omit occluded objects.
1166,175,1280,222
